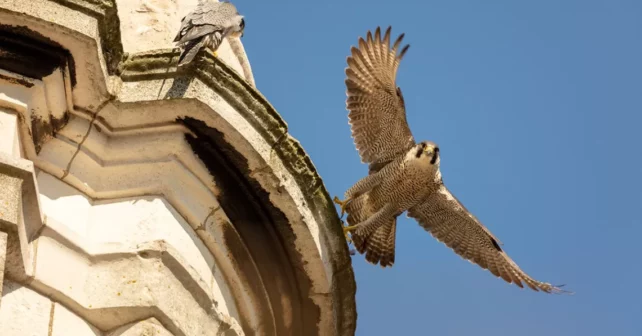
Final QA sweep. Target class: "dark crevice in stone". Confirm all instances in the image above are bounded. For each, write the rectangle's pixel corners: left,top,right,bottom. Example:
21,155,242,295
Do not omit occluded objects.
30,114,52,154
0,24,73,153
30,113,69,155
0,72,33,88
0,24,77,87
179,116,322,336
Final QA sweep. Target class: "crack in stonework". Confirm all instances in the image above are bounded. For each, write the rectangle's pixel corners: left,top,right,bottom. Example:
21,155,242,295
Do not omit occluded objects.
47,300,55,336
60,100,110,180
196,206,220,231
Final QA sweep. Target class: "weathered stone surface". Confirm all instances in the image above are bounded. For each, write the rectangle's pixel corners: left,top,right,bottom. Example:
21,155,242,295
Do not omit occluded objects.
0,280,52,336
106,318,173,336
0,111,21,157
51,303,102,336
0,174,21,228
0,0,356,335
0,231,7,305
114,0,252,85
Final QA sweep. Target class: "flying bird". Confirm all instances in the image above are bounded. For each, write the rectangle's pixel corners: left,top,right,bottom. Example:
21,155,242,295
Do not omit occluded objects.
334,26,569,293
174,0,245,66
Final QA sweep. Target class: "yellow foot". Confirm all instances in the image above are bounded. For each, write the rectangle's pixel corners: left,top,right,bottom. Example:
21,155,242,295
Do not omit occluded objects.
342,226,352,244
212,51,218,57
342,224,358,245
333,196,351,218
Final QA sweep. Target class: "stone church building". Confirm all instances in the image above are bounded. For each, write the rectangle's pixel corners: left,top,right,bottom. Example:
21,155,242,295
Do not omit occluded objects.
0,0,356,335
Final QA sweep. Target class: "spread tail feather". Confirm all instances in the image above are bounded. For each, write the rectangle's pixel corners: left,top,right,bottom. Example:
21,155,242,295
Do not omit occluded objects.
352,217,397,267
345,193,397,267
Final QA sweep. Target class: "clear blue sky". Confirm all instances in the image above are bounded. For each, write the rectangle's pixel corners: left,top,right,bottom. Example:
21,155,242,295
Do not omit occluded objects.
235,1,641,335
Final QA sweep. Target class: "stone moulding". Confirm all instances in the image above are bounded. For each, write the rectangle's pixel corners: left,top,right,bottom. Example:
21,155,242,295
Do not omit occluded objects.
46,0,124,75
120,50,322,199
117,49,358,336
0,0,357,335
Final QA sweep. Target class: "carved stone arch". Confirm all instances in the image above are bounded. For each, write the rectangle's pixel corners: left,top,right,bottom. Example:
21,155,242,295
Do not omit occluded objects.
0,1,356,335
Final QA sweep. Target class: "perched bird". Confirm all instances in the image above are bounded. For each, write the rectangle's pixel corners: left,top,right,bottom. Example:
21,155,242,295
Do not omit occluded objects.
334,26,568,293
173,0,245,66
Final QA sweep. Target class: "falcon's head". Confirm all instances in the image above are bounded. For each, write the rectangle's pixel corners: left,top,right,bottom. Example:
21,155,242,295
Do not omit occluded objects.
228,16,245,38
414,141,440,165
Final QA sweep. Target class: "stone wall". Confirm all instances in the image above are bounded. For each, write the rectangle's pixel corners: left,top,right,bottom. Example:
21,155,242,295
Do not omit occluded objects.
0,1,356,335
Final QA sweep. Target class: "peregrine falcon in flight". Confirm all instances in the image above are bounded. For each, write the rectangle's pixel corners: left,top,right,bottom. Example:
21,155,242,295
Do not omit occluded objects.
174,0,245,66
334,26,568,293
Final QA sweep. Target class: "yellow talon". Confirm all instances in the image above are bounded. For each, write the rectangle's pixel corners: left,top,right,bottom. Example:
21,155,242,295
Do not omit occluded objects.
342,222,357,245
343,226,352,244
343,225,358,233
333,196,351,218
212,51,218,57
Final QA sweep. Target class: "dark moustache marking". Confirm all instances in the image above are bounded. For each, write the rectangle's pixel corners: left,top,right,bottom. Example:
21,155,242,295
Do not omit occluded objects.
430,147,439,164
415,143,426,158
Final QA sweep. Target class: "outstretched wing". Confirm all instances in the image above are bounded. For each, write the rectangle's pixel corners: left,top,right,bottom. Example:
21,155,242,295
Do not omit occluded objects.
345,26,416,171
407,184,569,293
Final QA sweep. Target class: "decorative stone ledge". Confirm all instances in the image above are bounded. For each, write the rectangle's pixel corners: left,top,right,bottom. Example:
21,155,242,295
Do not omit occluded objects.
0,152,44,283
0,0,356,335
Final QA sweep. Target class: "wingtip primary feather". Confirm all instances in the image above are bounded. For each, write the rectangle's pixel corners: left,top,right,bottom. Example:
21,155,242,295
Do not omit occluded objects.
548,283,574,295
177,38,204,66
392,33,405,51
399,44,410,60
383,26,392,47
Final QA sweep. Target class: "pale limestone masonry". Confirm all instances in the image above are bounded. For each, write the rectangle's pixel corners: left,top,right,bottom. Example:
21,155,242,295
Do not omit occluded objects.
0,1,356,335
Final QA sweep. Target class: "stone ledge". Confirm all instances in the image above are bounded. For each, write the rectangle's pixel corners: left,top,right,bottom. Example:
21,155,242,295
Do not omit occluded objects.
0,152,44,282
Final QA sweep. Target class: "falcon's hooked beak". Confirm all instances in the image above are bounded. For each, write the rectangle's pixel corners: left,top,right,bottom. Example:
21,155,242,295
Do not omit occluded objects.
424,144,439,164
423,144,438,154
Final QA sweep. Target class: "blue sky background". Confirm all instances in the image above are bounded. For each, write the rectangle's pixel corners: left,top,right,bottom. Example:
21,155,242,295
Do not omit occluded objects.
235,1,641,335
